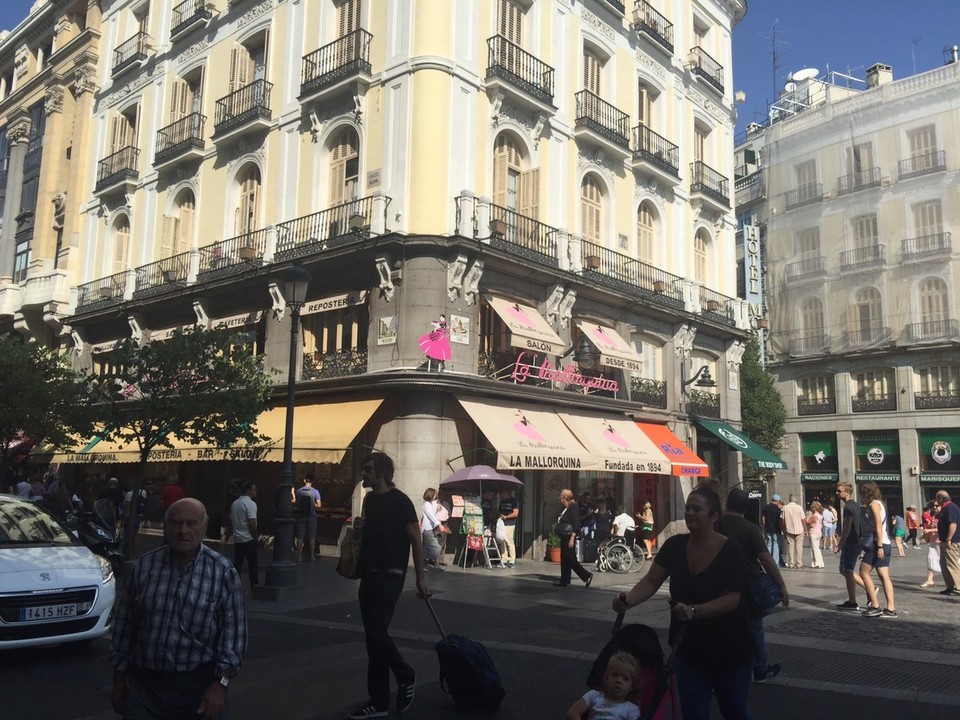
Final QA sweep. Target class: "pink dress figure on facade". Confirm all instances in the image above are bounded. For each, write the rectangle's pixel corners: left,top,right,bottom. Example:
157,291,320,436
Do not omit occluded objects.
505,303,536,329
513,411,547,443
589,325,615,350
601,420,630,448
418,315,451,361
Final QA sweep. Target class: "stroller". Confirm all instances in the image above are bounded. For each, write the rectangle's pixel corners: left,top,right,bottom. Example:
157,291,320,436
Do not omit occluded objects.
585,615,680,720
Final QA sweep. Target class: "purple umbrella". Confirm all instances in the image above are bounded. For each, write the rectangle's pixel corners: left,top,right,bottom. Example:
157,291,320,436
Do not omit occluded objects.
440,465,522,492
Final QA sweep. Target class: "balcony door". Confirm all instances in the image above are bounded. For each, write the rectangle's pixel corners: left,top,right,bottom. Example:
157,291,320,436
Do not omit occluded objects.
330,129,359,206
112,217,130,275
110,108,137,154
918,277,948,334
580,174,602,243
236,166,261,236
853,287,882,341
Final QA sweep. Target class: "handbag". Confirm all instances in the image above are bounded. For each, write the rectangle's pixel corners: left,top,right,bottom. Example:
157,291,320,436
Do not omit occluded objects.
749,572,783,616
336,497,366,580
467,534,483,551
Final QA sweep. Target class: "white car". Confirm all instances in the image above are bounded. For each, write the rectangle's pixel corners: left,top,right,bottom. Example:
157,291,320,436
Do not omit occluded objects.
0,493,116,649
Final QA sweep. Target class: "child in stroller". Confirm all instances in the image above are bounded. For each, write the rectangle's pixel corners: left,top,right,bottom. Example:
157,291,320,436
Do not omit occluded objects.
565,651,641,720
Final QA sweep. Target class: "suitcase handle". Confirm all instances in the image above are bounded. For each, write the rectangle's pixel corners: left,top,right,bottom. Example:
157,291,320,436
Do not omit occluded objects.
422,595,447,640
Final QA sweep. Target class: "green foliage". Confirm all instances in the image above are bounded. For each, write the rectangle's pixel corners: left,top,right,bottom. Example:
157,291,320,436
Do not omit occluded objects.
547,523,561,548
739,337,787,477
0,334,92,466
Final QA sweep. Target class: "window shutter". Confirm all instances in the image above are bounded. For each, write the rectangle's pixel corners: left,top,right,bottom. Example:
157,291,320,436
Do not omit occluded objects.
178,202,194,253
170,79,187,123
519,168,539,220
160,215,177,258
583,52,600,94
113,224,130,274
492,151,507,207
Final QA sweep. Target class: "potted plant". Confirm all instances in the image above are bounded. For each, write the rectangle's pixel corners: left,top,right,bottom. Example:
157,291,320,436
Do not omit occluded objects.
546,523,562,563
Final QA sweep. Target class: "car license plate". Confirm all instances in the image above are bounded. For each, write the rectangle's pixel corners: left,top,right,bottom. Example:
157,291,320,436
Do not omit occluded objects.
19,601,91,622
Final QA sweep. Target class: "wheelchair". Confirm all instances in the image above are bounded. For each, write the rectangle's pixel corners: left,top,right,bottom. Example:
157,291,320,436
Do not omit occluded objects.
596,530,645,574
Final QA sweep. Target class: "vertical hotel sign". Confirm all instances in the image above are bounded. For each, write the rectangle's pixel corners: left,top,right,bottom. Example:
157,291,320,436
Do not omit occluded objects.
742,225,763,326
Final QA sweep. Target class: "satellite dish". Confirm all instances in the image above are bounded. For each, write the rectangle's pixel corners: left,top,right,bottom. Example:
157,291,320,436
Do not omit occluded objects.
784,82,797,93
792,68,819,82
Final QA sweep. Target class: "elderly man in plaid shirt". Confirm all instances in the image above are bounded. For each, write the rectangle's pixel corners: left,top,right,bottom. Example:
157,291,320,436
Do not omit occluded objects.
111,498,247,719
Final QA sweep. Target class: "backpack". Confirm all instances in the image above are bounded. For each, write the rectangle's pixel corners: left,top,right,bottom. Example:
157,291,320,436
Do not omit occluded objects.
297,490,314,517
858,504,876,550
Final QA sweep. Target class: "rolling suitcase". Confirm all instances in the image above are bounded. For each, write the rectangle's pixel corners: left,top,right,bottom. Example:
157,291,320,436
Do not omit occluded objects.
424,597,505,712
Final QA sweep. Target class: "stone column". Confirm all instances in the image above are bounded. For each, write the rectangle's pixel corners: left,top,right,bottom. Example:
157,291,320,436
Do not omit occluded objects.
0,115,31,279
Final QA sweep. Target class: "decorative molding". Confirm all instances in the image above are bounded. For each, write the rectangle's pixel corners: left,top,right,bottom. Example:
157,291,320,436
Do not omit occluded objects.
577,149,616,185
226,138,266,173
237,0,275,29
7,117,31,144
544,284,565,326
95,65,157,112
673,324,696,359
177,38,209,64
635,47,666,80
307,99,356,142
14,45,29,79
686,85,730,125
44,85,65,114
374,255,395,302
463,260,484,305
72,61,97,95
447,255,468,301
580,8,616,42
727,339,746,368
557,288,577,329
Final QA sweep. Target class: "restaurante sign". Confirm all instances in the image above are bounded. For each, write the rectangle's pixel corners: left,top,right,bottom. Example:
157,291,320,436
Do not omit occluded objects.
510,352,619,393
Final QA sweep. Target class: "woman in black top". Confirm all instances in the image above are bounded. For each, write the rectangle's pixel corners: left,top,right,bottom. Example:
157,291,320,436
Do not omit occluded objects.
555,488,593,587
613,485,754,720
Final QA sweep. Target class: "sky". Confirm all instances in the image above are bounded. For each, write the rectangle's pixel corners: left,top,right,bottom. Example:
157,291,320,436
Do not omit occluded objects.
2,0,959,135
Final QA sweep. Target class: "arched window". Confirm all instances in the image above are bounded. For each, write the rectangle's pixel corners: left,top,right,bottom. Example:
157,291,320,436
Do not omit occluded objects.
852,287,882,341
112,216,130,275
801,297,824,337
636,201,655,264
493,134,522,211
235,165,261,235
329,128,359,206
694,229,709,284
162,189,195,257
580,174,602,243
918,277,948,331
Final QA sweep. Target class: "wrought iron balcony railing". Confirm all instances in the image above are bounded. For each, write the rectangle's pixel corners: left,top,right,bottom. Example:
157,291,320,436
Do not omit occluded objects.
77,271,127,308
837,167,881,195
797,396,836,416
134,252,192,298
843,326,891,348
575,90,630,149
786,256,826,280
689,161,729,206
784,183,822,210
852,393,897,413
580,239,686,310
901,232,951,261
688,46,723,93
898,150,946,180
687,390,720,418
632,124,679,175
489,204,559,266
171,0,212,39
95,146,140,192
789,334,830,355
303,348,368,380
839,244,884,271
197,228,268,278
113,32,151,75
275,196,376,261
633,1,673,52
906,319,958,342
486,35,555,106
915,390,960,410
214,79,273,136
155,113,205,165
605,0,626,13
699,288,735,325
630,377,667,408
300,29,372,97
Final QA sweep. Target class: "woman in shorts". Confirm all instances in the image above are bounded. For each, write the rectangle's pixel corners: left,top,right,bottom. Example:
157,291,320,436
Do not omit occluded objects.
858,481,897,618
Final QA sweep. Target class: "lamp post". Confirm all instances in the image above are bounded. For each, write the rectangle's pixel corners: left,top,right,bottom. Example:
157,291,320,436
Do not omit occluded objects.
256,264,310,600
681,364,716,390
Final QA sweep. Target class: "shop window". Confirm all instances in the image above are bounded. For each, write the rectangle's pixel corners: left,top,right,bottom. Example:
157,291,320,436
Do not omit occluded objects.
303,304,369,379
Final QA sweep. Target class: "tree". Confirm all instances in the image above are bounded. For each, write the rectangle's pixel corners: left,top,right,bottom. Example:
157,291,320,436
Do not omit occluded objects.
739,337,787,479
84,326,274,556
0,334,92,483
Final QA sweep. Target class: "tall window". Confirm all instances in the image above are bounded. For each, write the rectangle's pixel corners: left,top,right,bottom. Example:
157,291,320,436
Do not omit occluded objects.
498,0,522,45
633,339,662,380
853,214,878,249
800,374,834,402
853,287,882,339
907,125,937,161
162,190,195,258
337,0,361,37
637,81,652,127
235,166,261,235
110,107,138,153
694,229,709,284
329,128,359,206
580,175,602,243
918,277,948,327
795,159,816,201
912,200,943,239
797,227,820,257
112,216,130,274
583,50,601,94
229,36,267,92
917,365,960,395
493,133,539,218
801,297,824,337
303,305,369,377
694,125,707,163
636,201,655,264
169,73,202,124
854,369,894,400
848,142,874,174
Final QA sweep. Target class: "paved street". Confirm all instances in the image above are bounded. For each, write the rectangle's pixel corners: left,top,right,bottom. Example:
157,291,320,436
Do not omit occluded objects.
3,538,958,719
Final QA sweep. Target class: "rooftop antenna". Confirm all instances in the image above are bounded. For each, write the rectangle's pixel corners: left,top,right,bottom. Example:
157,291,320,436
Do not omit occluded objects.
911,34,930,75
758,19,789,105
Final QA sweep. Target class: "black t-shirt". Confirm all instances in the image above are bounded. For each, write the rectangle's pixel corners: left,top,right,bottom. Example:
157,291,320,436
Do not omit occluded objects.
842,499,862,545
654,534,754,670
761,503,782,534
359,488,418,574
498,496,518,526
720,514,770,619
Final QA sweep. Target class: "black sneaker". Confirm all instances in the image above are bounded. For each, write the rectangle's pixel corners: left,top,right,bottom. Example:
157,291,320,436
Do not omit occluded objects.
754,664,781,682
862,605,882,618
397,672,416,713
881,609,899,619
835,600,859,611
347,700,388,718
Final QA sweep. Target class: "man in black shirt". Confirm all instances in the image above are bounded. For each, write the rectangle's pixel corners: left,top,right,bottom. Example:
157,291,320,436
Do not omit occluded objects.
761,495,785,567
348,453,428,719
833,482,865,610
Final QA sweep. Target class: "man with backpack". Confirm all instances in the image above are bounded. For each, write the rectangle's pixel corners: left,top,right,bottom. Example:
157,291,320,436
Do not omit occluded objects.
833,482,866,610
292,475,322,561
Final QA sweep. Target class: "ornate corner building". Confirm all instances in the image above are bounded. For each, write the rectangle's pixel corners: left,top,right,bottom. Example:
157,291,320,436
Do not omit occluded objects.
3,0,758,549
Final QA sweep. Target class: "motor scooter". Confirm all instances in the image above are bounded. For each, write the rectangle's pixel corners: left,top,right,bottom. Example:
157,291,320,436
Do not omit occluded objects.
70,498,126,575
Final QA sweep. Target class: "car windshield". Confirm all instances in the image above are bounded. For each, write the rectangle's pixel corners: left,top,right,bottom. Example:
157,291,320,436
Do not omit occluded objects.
0,498,76,546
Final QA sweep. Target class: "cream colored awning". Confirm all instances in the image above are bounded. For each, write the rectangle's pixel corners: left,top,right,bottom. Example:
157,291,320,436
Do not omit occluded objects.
486,296,565,356
557,410,669,475
574,320,643,372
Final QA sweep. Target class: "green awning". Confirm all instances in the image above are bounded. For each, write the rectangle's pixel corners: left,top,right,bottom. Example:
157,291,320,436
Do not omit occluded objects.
694,418,787,470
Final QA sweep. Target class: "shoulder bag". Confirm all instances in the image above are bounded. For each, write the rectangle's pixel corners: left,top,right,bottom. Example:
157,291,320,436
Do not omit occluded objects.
749,572,783,616
336,497,366,580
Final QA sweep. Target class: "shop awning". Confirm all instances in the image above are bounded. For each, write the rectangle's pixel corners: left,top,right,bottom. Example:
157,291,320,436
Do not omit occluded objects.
635,422,709,477
694,418,787,470
573,320,643,372
558,411,669,474
486,296,565,356
39,399,382,465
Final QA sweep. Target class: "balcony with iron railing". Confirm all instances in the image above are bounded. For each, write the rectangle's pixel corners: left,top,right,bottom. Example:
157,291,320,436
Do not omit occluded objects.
95,146,139,194
630,377,667,409
689,161,729,208
797,396,837,416
788,334,830,356
580,239,686,312
784,183,822,210
604,0,626,13
213,79,273,139
196,228,269,280
489,204,560,267
901,232,951,262
687,390,720,418
275,196,377,262
735,171,764,204
154,113,206,168
170,0,212,40
485,35,555,109
300,29,372,101
134,251,192,299
77,271,128,309
837,167,881,195
688,46,723,93
574,90,630,153
785,256,827,281
632,124,679,179
699,286,736,326
915,390,960,410
303,348,368,380
898,150,946,180
852,393,897,413
633,1,673,53
906,319,959,343
839,244,884,272
112,32,151,76
842,326,891,349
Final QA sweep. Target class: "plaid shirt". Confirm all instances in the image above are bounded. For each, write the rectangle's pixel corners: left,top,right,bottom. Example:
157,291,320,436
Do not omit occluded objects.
112,543,247,676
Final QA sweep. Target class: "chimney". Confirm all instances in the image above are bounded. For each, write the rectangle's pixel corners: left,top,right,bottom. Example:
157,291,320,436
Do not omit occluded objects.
947,45,959,65
865,63,893,88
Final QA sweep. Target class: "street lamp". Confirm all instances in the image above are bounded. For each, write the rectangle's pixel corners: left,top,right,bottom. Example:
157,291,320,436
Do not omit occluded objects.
257,264,310,600
681,364,716,390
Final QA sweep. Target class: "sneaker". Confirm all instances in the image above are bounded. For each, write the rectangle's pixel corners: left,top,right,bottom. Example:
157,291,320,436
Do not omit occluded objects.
347,701,388,718
397,673,416,713
754,664,781,682
881,609,899,619
835,600,859,611
862,605,883,618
